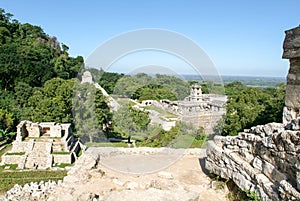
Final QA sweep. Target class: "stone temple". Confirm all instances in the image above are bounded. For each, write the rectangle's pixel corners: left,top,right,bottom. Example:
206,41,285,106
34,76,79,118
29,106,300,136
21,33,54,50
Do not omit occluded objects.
144,84,227,134
0,120,84,169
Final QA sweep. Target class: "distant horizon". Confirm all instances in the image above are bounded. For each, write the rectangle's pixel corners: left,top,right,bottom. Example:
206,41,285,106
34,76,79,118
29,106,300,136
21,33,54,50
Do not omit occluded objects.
100,69,286,79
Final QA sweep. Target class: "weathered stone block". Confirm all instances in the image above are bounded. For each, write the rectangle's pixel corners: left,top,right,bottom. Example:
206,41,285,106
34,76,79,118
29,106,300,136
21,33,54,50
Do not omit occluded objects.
282,26,300,59
252,156,263,171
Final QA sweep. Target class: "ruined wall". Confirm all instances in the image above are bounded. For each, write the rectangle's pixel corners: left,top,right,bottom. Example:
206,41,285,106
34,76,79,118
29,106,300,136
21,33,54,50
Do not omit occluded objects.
206,123,300,201
1,155,25,168
53,154,73,164
205,26,300,201
181,112,224,134
283,26,300,123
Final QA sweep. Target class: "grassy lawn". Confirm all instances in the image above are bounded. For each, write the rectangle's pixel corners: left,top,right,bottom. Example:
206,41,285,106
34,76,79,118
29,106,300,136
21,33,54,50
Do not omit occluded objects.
85,142,128,148
0,164,18,170
52,151,70,155
172,135,206,148
52,163,74,168
0,170,67,194
5,152,25,155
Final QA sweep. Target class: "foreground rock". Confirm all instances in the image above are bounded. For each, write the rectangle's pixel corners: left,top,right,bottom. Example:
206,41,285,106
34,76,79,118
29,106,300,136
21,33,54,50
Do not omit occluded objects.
1,148,228,201
0,180,62,201
206,123,300,201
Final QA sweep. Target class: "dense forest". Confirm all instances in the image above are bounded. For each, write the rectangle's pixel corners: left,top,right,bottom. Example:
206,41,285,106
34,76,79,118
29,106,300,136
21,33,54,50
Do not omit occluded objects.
216,82,285,136
0,9,286,144
0,9,83,135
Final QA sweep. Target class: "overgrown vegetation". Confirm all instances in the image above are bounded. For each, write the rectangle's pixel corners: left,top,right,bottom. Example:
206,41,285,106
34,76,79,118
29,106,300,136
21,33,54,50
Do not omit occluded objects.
0,9,83,133
215,82,285,136
138,122,207,148
210,174,261,201
226,180,261,201
103,72,190,101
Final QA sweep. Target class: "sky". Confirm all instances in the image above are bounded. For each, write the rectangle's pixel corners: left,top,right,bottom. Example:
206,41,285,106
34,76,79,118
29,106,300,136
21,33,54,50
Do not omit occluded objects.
2,0,300,77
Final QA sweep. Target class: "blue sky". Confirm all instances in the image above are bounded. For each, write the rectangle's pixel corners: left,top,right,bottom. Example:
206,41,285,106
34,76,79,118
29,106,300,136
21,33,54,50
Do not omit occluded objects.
2,0,300,77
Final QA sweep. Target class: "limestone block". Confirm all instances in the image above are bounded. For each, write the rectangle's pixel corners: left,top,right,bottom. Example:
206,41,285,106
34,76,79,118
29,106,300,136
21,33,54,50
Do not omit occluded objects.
241,161,259,180
213,135,226,146
50,125,62,138
53,154,72,164
239,148,254,163
252,157,263,171
282,26,300,59
28,123,40,138
237,139,248,148
232,172,252,190
286,85,300,109
279,180,300,200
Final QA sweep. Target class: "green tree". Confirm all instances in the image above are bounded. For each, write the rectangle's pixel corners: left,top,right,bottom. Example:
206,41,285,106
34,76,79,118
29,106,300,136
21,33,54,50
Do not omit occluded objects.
95,90,112,133
97,70,124,94
0,9,83,91
0,128,16,142
132,84,177,101
219,82,286,136
21,78,75,123
113,102,150,139
73,82,112,142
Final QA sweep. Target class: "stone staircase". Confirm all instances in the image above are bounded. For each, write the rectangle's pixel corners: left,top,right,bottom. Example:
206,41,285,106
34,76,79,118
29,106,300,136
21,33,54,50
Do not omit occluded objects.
24,142,52,169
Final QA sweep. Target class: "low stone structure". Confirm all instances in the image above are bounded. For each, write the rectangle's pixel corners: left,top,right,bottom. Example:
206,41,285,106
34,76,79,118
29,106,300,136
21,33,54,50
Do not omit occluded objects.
1,120,84,169
152,84,227,134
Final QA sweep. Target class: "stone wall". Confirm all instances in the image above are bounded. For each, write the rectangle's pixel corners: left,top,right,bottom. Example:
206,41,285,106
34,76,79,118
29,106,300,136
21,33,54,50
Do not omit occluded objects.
10,141,30,152
181,112,224,134
1,155,25,167
206,123,300,201
53,154,73,164
283,26,300,123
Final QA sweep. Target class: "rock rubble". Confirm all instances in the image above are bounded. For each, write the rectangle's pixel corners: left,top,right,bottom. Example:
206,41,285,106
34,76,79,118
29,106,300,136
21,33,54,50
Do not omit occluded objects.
206,123,300,201
0,180,62,201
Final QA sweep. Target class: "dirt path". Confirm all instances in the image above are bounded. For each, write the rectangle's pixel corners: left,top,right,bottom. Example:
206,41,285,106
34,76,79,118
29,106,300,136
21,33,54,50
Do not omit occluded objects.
49,148,228,201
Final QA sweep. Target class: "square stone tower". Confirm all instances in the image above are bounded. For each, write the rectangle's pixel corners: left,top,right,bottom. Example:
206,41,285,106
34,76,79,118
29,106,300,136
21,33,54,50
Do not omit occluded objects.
282,26,300,123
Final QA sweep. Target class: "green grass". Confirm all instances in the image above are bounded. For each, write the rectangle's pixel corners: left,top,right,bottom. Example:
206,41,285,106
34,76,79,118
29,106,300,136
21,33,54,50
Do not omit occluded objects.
0,170,67,194
85,142,128,148
52,151,70,155
5,152,25,155
0,164,18,170
77,149,83,157
168,135,206,148
52,163,73,168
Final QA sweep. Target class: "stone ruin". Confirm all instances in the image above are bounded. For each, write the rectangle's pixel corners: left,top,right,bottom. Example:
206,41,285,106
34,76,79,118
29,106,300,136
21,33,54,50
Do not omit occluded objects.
205,26,300,201
0,120,84,169
283,26,300,127
146,84,227,134
81,70,120,111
